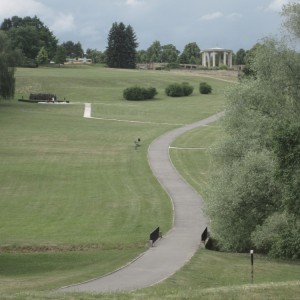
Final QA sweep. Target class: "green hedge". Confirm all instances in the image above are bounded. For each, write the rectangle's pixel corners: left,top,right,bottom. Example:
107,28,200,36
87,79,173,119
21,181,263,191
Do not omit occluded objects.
199,82,212,94
123,86,157,100
165,82,194,97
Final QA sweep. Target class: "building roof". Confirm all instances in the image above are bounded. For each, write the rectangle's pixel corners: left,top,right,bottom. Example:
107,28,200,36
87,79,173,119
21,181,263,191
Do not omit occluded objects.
201,47,233,53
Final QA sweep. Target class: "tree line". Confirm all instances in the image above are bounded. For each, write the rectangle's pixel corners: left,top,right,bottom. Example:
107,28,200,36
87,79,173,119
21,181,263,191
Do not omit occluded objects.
0,15,247,100
0,16,249,68
206,2,300,259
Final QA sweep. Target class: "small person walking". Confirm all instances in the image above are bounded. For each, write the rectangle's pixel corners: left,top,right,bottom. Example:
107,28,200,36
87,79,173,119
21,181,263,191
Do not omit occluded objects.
134,138,141,150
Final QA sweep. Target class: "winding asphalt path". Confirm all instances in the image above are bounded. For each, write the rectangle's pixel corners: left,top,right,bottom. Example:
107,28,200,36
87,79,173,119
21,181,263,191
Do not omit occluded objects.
60,107,224,293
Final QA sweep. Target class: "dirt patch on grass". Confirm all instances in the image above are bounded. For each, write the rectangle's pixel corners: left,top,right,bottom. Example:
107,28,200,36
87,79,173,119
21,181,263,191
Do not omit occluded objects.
169,69,239,83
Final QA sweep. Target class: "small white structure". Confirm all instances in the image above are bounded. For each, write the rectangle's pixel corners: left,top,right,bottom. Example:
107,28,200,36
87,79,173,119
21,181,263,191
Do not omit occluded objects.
201,47,233,68
65,57,92,64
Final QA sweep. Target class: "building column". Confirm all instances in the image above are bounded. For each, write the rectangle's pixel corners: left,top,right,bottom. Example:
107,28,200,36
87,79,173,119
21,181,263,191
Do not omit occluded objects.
202,52,207,67
223,52,227,66
228,52,233,68
212,52,216,67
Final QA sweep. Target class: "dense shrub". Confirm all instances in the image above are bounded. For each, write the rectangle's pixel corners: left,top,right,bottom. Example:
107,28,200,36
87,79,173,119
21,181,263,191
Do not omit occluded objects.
123,86,157,100
142,87,157,99
165,82,194,97
181,82,194,96
165,83,183,97
252,212,300,259
199,82,212,94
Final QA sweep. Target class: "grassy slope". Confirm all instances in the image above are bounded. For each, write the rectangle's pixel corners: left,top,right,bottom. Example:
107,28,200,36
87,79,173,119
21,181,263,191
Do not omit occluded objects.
3,250,300,299
0,65,226,293
0,103,171,246
0,102,168,291
1,66,299,299
170,121,223,197
138,249,300,299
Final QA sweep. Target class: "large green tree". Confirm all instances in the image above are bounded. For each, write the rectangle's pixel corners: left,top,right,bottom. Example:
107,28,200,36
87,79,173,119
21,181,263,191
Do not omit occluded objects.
206,3,300,259
146,40,162,63
241,43,262,78
0,32,21,100
86,48,106,63
36,46,49,65
136,49,147,63
161,44,180,63
54,45,67,64
234,48,246,65
0,16,57,62
61,41,84,58
282,2,300,39
106,22,138,69
179,42,201,64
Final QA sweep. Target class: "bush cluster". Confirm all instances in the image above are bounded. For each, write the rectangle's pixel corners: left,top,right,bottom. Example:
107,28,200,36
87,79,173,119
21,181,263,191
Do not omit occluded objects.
29,93,57,100
123,86,157,100
199,82,212,94
165,82,194,97
123,81,212,100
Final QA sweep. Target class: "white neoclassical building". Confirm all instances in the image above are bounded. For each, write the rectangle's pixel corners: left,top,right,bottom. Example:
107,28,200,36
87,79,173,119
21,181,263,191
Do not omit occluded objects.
201,47,233,68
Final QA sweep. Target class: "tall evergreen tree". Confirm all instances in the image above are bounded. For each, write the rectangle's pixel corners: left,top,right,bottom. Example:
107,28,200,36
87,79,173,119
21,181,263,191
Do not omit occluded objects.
106,22,138,69
125,25,138,69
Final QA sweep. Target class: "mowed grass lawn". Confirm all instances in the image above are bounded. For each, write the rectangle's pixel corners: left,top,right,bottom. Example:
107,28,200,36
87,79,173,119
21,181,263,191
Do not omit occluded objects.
1,66,299,299
170,121,224,198
0,65,227,293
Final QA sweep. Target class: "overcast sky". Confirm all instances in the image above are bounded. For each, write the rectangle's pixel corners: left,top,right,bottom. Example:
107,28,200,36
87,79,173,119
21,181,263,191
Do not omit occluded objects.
0,0,294,53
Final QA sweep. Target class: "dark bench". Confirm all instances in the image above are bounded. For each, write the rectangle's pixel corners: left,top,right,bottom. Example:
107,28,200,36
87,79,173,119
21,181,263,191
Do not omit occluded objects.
149,227,162,246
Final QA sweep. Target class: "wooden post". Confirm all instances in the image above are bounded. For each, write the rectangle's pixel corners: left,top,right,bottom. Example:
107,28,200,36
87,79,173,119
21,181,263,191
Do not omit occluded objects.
250,250,254,283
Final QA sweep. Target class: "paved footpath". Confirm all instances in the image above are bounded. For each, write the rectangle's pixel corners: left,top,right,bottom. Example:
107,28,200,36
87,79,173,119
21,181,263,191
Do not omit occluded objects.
60,111,224,293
